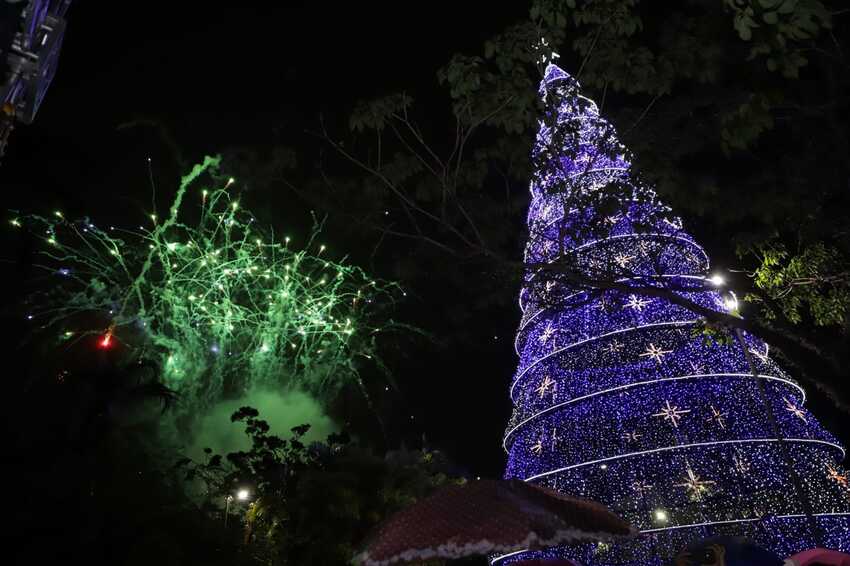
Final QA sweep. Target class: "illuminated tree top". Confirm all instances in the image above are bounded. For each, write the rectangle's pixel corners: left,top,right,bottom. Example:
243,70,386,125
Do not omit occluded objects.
497,64,850,565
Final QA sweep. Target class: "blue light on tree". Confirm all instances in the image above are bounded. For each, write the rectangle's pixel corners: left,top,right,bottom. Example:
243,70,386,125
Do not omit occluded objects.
496,64,850,565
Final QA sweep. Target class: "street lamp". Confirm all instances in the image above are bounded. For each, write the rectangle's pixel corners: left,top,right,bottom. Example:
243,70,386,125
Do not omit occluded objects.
224,490,251,528
224,495,234,528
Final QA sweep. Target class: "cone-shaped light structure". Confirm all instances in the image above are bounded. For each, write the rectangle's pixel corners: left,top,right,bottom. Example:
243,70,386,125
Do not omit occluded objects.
497,64,850,566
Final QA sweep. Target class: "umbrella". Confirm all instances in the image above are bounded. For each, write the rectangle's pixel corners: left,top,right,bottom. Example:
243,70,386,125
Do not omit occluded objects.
671,536,784,566
354,478,633,566
787,548,850,566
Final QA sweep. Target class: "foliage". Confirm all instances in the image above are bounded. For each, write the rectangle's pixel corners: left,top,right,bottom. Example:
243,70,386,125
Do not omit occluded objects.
691,319,736,347
745,242,850,327
181,408,462,565
278,0,850,401
6,355,244,566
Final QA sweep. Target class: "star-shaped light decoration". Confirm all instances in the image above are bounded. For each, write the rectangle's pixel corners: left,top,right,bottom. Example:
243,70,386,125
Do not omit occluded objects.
613,253,636,269
593,295,608,311
539,322,556,344
637,240,653,255
541,239,555,254
586,257,605,273
663,217,683,230
784,397,808,424
624,294,650,312
652,400,691,428
749,345,770,363
675,464,716,501
530,438,544,455
732,449,751,475
707,405,728,430
536,374,555,399
827,464,849,488
640,343,673,364
602,338,625,355
623,430,642,443
631,480,653,495
689,361,705,374
550,427,561,449
545,280,557,293
605,213,622,225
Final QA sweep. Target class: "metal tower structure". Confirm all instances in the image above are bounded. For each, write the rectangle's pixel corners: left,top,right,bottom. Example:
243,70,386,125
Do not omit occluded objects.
1,0,72,160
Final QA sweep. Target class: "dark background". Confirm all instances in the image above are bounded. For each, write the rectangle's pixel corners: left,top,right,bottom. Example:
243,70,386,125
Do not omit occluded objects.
2,1,846,481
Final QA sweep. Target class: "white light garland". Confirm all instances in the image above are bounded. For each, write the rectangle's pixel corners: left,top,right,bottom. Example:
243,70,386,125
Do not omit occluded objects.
511,319,699,400
503,372,806,451
523,438,845,482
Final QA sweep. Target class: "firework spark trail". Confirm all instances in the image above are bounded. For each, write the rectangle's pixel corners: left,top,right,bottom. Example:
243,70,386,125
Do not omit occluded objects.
13,157,402,412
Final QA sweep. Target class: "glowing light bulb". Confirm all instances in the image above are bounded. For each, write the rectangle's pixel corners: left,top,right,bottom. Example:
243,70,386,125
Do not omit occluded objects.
709,274,725,285
236,489,249,501
100,331,113,348
653,509,669,523
724,293,739,311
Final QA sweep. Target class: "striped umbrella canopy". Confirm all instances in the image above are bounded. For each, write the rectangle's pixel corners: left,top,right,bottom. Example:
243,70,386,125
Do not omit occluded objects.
354,479,633,566
787,548,850,566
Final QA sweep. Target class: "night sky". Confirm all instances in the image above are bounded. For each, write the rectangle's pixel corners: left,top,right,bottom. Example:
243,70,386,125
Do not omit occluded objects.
2,2,847,480
1,1,536,478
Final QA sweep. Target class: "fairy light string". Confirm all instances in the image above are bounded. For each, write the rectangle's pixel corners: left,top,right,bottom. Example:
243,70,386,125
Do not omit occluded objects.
496,64,850,565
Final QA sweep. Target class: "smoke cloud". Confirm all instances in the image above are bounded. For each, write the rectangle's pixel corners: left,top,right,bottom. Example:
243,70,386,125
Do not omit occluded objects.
187,387,337,458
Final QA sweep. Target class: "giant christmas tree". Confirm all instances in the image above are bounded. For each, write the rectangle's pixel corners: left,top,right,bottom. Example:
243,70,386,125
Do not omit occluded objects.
498,64,850,565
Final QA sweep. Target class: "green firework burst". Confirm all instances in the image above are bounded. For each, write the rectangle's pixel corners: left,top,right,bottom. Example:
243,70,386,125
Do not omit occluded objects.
13,156,401,409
